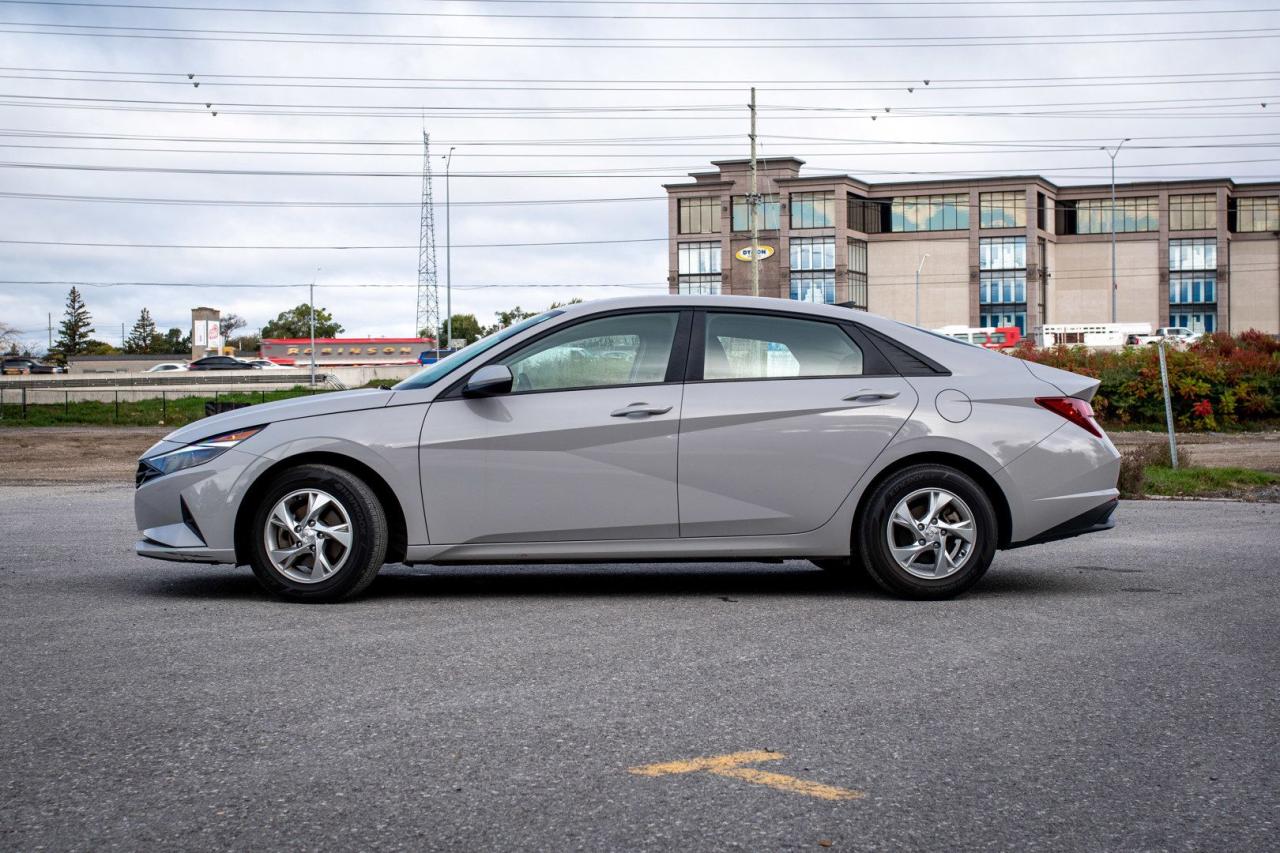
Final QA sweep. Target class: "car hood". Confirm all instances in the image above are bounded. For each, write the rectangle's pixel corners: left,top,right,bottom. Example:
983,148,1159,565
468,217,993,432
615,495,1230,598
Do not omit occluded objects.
161,387,394,445
1019,360,1102,402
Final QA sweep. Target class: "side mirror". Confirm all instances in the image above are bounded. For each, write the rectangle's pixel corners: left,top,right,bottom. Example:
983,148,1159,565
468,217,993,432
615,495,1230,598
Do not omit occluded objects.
462,364,514,397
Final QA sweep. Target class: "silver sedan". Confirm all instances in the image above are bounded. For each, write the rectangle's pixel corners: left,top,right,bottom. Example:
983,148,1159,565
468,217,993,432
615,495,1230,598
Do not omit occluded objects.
134,296,1120,601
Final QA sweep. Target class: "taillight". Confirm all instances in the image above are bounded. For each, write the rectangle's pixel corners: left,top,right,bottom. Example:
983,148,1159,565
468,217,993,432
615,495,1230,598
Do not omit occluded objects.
1035,396,1103,438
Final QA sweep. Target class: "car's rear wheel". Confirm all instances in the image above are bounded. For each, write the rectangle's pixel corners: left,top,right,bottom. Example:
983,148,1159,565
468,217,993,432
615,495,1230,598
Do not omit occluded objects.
856,464,997,599
247,464,387,602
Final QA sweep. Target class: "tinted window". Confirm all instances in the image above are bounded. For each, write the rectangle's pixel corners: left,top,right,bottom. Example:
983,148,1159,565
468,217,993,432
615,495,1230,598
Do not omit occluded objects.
500,312,679,392
702,313,863,380
395,312,561,390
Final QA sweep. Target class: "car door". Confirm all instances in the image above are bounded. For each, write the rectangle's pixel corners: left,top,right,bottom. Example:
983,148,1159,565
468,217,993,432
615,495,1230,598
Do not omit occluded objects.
677,309,918,538
419,309,691,545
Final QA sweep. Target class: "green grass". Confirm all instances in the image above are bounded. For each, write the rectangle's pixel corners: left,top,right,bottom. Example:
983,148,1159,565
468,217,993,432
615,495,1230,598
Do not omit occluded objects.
0,387,333,427
1144,464,1280,497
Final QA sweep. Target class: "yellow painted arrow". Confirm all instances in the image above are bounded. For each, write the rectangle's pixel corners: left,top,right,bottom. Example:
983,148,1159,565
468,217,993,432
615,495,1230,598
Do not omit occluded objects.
629,749,864,801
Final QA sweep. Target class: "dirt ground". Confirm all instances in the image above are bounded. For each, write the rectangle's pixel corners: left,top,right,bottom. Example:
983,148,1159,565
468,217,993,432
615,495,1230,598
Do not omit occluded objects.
1108,430,1280,473
0,427,169,485
2,425,1279,486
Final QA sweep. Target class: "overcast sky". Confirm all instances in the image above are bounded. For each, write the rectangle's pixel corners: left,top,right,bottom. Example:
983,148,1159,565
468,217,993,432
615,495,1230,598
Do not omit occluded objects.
1,0,1276,351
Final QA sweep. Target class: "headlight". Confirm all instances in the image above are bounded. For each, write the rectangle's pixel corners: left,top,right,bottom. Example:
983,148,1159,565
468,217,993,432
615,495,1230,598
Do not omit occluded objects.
137,426,264,486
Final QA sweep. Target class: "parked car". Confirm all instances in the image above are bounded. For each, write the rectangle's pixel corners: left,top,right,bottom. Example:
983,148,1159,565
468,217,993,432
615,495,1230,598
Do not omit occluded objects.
244,359,287,369
145,362,188,373
134,296,1120,603
187,355,257,371
1125,327,1203,348
2,357,65,375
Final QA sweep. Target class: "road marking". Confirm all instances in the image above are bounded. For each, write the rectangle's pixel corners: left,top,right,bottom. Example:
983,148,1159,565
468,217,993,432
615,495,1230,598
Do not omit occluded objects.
629,749,864,801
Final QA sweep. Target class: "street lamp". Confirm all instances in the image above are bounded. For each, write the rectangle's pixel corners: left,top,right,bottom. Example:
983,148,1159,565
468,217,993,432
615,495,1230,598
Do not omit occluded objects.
915,253,929,326
444,147,456,352
1101,138,1130,324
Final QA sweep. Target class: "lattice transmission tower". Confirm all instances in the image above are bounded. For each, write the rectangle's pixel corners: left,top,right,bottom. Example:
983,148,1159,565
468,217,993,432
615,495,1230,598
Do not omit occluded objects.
415,131,441,344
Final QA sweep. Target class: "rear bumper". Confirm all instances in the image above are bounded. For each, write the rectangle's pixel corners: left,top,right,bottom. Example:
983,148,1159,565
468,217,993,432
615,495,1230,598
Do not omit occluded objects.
1006,497,1117,549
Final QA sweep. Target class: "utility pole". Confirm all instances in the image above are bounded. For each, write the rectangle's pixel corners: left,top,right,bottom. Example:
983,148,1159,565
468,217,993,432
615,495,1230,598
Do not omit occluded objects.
748,86,760,298
445,146,456,351
915,254,929,326
47,312,51,351
1102,138,1130,324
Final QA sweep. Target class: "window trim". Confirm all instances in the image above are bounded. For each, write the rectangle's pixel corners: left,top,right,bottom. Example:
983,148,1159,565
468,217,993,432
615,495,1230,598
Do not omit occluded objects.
684,307,896,383
440,308,693,399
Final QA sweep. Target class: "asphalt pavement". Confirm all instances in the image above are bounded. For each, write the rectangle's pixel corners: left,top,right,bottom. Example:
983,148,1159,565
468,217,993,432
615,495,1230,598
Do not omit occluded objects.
2,485,1278,851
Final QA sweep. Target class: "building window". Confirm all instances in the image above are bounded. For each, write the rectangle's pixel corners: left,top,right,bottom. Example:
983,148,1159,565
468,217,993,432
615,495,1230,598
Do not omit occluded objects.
789,236,835,303
1036,192,1047,231
890,193,969,232
1061,197,1159,234
789,192,835,229
847,195,882,233
730,194,781,231
1232,197,1280,233
1168,238,1217,333
847,238,868,309
678,197,720,235
979,191,1026,229
979,236,1027,332
677,241,721,294
1169,193,1217,231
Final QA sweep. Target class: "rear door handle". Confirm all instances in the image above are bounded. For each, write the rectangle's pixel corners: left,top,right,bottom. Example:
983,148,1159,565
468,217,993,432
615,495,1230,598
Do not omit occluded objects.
842,390,901,402
610,403,673,417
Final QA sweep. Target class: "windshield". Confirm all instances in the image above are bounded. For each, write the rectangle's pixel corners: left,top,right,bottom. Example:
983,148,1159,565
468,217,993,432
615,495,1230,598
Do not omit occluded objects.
393,311,562,390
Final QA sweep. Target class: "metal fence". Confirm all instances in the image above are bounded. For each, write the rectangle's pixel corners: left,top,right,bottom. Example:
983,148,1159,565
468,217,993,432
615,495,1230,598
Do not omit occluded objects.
0,385,340,425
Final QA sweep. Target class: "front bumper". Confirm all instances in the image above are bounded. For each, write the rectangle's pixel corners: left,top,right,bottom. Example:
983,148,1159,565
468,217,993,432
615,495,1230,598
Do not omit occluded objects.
133,445,269,565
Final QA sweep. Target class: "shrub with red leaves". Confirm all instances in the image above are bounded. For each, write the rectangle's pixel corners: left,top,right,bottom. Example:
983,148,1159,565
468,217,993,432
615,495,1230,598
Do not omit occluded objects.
1012,330,1279,429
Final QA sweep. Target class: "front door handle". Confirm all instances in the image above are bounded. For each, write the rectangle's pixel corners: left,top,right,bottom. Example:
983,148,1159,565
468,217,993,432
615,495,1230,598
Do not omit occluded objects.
842,390,901,402
610,403,673,417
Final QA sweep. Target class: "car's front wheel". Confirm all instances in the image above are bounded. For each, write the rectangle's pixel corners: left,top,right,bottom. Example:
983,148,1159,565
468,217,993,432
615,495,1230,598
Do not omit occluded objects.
856,464,997,599
247,464,388,602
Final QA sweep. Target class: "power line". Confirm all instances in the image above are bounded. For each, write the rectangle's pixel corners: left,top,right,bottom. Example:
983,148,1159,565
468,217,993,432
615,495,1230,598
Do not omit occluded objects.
2,237,670,249
0,190,668,207
3,21,1277,49
4,0,1279,21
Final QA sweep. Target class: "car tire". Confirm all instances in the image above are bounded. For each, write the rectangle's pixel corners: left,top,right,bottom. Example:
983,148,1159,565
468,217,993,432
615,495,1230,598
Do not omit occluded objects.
246,463,388,602
855,464,997,600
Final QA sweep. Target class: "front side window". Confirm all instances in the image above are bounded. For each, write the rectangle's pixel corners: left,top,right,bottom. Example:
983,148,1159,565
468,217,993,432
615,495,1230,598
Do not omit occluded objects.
499,312,680,393
395,311,561,390
1170,194,1217,231
979,191,1027,229
678,197,720,235
789,191,835,229
702,312,862,380
731,194,781,231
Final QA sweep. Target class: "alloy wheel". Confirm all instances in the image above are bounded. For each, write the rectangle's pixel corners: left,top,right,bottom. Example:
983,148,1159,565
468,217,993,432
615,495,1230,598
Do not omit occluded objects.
885,487,976,579
263,488,354,584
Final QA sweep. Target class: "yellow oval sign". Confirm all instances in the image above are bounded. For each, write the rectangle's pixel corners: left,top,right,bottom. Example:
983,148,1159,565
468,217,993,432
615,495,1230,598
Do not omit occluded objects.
735,245,775,262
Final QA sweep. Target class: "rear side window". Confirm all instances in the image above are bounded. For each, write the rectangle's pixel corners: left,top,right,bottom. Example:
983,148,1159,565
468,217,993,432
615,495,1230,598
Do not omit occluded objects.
702,312,863,380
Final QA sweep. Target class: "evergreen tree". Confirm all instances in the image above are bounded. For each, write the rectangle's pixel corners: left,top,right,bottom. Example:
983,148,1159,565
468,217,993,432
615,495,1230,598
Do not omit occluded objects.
52,286,95,358
125,308,159,354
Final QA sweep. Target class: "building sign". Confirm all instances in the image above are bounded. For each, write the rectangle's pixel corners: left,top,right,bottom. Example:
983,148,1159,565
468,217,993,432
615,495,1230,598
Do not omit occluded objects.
735,245,775,262
192,320,222,349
